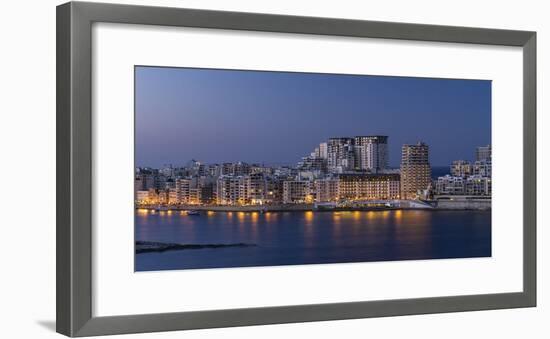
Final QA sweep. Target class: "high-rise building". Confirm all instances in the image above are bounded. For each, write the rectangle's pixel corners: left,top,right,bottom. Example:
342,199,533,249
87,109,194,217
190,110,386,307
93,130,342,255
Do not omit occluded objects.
327,137,354,172
319,142,328,159
476,145,492,162
400,142,431,199
354,136,389,172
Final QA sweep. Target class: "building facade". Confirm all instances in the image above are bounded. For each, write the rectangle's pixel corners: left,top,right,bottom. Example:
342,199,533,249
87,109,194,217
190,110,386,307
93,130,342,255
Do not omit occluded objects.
314,178,339,202
354,136,389,173
337,173,400,200
327,137,355,172
476,145,492,162
246,172,268,204
282,180,314,204
450,160,473,177
216,176,247,205
435,175,465,195
400,142,431,199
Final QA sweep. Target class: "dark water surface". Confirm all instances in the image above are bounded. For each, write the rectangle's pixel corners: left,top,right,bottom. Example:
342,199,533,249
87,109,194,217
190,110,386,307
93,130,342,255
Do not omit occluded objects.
135,209,491,271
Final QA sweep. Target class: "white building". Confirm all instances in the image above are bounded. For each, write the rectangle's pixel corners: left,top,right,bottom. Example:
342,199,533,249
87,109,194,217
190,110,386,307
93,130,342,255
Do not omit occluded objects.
354,136,389,172
327,137,355,172
435,175,465,195
465,175,491,196
216,175,247,205
319,142,328,159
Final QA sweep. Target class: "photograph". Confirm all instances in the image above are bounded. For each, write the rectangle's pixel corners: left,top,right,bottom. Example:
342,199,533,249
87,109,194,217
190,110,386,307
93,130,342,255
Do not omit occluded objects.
134,66,492,272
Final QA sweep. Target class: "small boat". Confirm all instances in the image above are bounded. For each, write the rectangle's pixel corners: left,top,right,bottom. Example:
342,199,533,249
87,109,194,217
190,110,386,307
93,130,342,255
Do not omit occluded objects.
186,210,201,216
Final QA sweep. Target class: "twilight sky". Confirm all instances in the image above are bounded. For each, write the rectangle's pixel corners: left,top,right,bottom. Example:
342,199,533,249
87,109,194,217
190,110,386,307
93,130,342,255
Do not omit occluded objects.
135,66,491,168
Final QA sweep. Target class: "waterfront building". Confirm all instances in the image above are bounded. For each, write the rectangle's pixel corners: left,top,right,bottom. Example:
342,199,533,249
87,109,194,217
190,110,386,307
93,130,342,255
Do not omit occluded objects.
175,178,191,204
135,173,155,191
134,177,143,200
435,175,465,195
196,179,215,205
282,180,314,204
473,160,492,178
476,145,492,162
337,173,400,200
156,189,168,204
246,172,268,204
314,178,339,202
400,142,431,199
267,178,284,203
435,174,490,197
168,188,179,204
450,160,473,177
147,188,159,204
216,175,247,205
465,175,491,196
354,136,389,173
135,190,149,204
189,188,200,205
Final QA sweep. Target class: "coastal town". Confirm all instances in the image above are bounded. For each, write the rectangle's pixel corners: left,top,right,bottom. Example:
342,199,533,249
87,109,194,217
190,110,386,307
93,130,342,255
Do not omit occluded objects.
135,136,491,212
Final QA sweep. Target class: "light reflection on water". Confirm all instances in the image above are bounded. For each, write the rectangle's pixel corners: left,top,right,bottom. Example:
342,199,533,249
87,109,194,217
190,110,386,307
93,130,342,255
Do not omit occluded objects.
135,210,491,271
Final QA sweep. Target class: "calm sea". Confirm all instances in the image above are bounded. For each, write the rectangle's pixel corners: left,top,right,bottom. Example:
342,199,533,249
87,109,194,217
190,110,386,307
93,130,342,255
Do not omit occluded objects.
135,209,491,271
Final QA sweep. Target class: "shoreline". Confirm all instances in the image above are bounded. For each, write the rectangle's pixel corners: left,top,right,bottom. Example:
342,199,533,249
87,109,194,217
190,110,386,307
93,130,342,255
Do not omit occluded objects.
135,204,491,213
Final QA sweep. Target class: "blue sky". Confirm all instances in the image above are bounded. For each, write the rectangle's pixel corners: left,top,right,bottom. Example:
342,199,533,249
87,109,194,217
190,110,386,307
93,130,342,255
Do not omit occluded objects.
135,66,491,168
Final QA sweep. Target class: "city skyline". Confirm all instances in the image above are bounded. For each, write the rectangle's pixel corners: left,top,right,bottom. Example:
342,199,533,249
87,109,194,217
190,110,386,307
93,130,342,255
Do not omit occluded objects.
135,66,491,168
135,139,491,207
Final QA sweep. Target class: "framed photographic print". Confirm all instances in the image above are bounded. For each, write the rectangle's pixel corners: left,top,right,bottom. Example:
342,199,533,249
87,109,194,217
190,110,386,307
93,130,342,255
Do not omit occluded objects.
56,1,536,337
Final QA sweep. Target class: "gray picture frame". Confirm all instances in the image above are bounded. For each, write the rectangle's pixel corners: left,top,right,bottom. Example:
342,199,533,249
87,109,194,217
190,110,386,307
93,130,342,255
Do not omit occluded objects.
56,1,537,337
